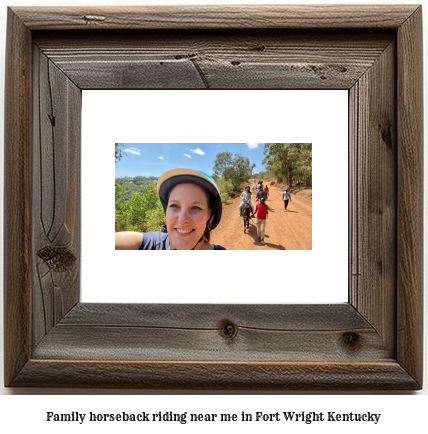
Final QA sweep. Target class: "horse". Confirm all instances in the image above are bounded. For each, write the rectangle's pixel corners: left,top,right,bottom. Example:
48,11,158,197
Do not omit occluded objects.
242,202,252,233
256,189,267,203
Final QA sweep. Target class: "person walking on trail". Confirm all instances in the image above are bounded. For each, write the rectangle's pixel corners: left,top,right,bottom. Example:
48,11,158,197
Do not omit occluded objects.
252,180,257,191
264,184,269,198
282,187,292,211
253,196,269,245
239,185,254,216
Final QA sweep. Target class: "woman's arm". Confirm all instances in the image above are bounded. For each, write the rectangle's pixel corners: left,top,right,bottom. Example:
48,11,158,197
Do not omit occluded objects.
115,231,143,250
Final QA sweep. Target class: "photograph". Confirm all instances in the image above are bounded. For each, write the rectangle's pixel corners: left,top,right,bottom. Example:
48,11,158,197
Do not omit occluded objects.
114,143,313,251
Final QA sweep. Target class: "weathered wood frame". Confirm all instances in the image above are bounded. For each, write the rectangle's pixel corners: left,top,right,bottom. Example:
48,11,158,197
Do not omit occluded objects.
4,5,423,389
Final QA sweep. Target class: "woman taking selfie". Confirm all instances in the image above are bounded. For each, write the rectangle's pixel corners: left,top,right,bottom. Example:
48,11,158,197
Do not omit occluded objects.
115,168,226,250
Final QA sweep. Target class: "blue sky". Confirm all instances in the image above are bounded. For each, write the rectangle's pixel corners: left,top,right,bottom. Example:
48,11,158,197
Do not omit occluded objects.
115,143,266,178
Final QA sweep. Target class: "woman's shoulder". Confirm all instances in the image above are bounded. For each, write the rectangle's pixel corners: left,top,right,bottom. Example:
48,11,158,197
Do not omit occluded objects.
212,244,227,250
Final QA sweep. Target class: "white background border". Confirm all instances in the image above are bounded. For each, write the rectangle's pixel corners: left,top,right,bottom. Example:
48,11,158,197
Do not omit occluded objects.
82,90,348,304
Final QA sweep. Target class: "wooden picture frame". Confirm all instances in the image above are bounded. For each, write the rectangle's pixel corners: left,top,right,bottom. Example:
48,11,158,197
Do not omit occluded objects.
4,5,423,390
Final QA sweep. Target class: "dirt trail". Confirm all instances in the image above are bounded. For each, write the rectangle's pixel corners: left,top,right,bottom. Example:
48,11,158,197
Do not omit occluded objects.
210,180,312,250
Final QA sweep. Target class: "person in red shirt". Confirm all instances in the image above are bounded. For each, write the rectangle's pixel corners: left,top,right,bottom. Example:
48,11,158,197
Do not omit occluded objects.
252,197,269,245
263,184,269,198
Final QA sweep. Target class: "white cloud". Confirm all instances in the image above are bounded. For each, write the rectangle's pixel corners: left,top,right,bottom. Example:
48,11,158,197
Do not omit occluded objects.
158,156,164,159
184,154,192,159
124,148,141,155
247,143,260,149
190,148,205,156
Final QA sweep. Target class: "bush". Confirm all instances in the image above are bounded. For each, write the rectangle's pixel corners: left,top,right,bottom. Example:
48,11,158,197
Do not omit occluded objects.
215,177,233,204
115,181,165,232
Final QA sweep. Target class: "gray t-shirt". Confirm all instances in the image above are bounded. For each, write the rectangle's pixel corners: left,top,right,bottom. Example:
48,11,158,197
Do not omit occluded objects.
139,231,226,250
139,231,170,250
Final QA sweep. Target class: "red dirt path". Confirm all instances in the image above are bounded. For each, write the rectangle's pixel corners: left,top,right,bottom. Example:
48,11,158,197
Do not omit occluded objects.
210,180,312,250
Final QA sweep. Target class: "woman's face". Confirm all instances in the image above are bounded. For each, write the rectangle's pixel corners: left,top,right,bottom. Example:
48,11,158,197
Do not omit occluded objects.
166,183,211,250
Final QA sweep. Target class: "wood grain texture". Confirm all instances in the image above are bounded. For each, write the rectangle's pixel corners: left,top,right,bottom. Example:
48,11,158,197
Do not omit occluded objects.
396,6,423,387
32,304,391,362
32,46,81,347
349,39,396,351
3,8,32,388
60,303,370,329
3,5,423,390
34,31,393,90
12,361,419,390
11,5,420,30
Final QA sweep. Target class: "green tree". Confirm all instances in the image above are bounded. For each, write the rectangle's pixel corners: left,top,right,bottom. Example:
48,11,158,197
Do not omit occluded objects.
115,181,165,232
214,176,233,203
213,152,256,191
115,143,126,163
133,175,146,185
115,179,124,208
253,170,272,179
263,143,312,186
212,152,233,180
294,144,312,186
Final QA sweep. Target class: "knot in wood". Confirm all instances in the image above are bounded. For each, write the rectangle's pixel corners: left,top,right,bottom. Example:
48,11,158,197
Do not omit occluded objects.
219,320,238,340
83,15,106,23
378,122,393,149
341,332,361,350
37,245,76,272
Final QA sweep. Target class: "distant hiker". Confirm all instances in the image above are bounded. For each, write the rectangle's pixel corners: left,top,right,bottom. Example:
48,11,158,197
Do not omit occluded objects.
252,180,257,191
239,185,254,216
253,196,269,245
282,187,292,211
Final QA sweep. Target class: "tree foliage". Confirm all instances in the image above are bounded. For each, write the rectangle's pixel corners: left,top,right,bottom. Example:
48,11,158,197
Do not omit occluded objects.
115,179,165,233
115,143,126,163
116,176,159,202
263,143,312,186
115,144,164,231
252,170,272,180
213,152,256,191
